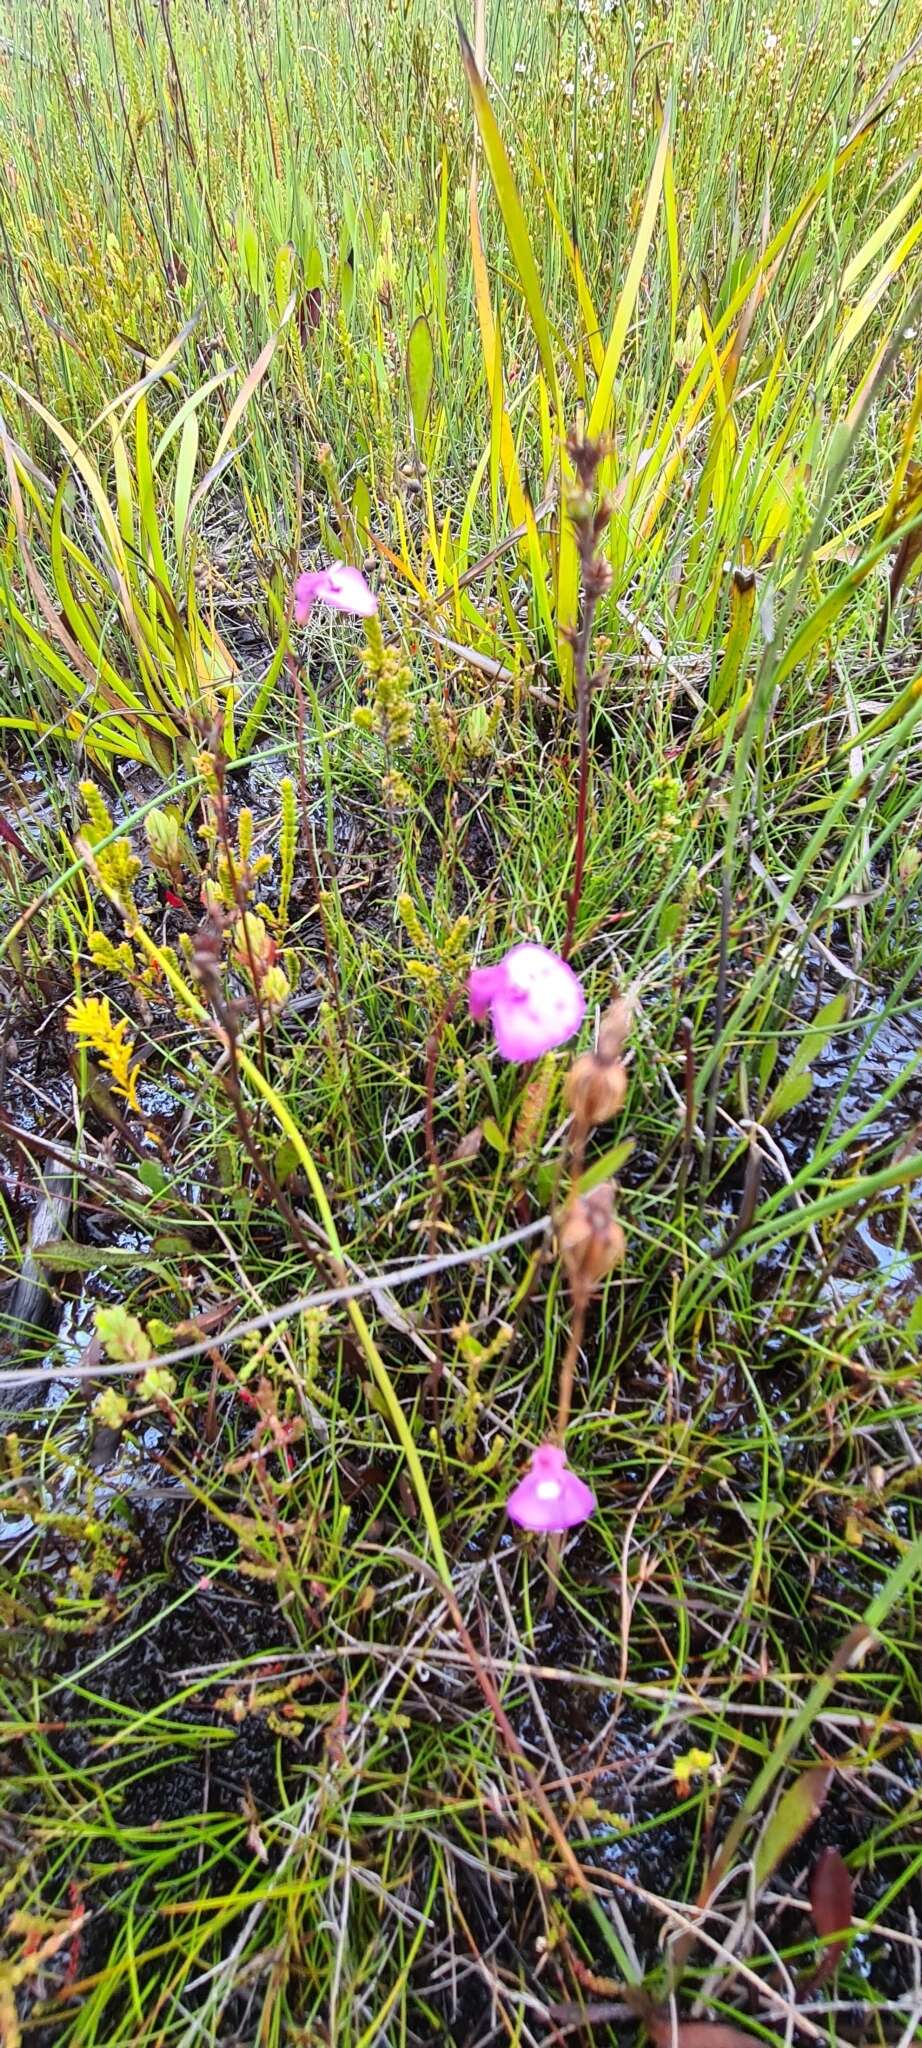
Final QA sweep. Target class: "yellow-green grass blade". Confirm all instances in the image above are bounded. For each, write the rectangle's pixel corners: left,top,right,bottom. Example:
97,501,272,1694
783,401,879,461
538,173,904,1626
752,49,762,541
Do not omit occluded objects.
459,18,561,421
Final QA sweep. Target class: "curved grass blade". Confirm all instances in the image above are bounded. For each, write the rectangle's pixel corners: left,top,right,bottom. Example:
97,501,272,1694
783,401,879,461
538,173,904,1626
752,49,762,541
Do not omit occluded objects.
458,16,561,419
588,97,672,440
407,313,434,447
188,295,295,518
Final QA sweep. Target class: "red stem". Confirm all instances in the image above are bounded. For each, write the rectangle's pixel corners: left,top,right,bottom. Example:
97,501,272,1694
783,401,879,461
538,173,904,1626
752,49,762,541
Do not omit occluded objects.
562,588,599,961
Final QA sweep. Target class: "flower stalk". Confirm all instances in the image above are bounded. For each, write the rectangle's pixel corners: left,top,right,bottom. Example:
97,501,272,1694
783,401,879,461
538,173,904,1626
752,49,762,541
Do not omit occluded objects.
562,435,613,960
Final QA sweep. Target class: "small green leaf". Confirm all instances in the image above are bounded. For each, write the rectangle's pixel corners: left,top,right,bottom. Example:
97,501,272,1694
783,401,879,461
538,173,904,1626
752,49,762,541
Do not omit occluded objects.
352,472,372,550
657,901,684,946
758,1035,779,1096
577,1139,636,1194
481,1116,507,1156
797,991,850,1074
339,235,355,316
710,560,756,713
763,991,849,1123
95,1304,150,1364
237,209,264,296
274,241,296,320
145,1318,175,1349
754,1767,831,1888
34,1241,126,1271
138,1365,177,1401
138,1159,168,1197
407,314,435,445
173,410,199,561
94,1387,129,1430
763,1067,814,1124
274,1137,300,1185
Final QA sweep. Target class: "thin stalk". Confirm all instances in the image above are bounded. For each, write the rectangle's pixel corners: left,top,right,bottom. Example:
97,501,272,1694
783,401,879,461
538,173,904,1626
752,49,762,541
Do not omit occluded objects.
554,1298,587,1444
562,598,599,961
563,438,611,958
545,1294,588,1607
422,994,457,1426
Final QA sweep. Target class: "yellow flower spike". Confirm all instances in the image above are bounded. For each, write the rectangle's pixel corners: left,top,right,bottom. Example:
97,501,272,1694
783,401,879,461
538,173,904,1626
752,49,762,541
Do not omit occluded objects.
66,993,141,1112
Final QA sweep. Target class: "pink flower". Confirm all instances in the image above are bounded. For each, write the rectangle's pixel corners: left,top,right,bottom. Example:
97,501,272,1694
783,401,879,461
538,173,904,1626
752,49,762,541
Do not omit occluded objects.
506,1444,596,1532
294,562,378,625
468,943,585,1062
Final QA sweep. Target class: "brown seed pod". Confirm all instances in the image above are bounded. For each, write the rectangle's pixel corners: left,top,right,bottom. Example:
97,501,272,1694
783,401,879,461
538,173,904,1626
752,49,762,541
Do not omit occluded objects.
564,1051,628,1130
558,1181,626,1306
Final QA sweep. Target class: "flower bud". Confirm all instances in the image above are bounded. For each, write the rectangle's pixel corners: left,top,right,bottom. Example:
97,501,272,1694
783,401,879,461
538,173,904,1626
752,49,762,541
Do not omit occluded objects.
145,806,183,872
566,486,594,527
583,553,614,601
558,1182,625,1305
232,912,277,986
597,997,634,1063
260,962,291,1013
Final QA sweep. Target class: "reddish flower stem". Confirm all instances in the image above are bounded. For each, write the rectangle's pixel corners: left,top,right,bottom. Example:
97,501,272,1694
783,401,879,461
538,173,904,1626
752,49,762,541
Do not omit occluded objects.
562,558,603,959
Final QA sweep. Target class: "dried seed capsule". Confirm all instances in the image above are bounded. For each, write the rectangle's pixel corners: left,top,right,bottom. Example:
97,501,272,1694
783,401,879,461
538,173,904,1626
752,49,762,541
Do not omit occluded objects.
564,1051,627,1129
558,1181,626,1306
